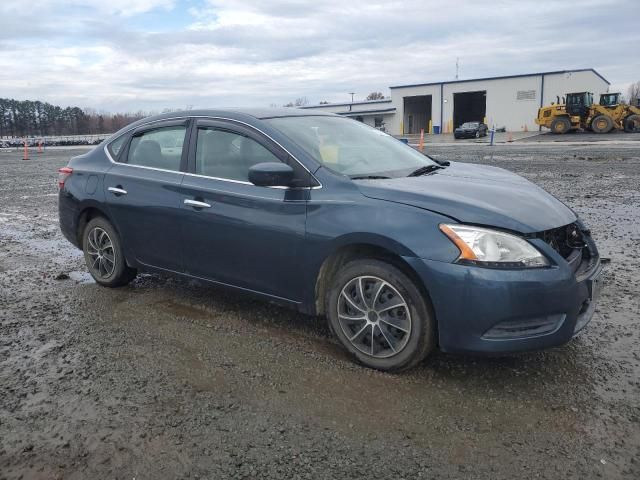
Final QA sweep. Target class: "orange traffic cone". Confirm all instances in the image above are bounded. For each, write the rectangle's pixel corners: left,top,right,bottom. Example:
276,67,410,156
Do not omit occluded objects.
23,140,29,160
507,132,513,143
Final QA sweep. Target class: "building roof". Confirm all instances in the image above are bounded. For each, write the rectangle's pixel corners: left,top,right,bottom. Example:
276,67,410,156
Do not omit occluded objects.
389,68,610,89
338,108,396,117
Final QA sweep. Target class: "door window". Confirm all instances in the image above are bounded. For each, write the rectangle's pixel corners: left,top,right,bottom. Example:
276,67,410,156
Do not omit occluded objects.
127,126,186,171
195,128,281,182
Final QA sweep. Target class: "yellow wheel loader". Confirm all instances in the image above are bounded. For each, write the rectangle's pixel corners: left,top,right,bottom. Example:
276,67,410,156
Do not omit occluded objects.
535,92,640,134
597,93,640,133
535,92,593,134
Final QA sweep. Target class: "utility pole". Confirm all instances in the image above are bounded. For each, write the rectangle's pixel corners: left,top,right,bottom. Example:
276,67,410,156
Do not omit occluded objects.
455,58,459,80
349,92,355,103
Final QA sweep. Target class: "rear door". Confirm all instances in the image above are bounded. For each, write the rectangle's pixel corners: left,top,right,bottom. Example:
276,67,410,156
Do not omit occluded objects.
104,119,190,272
179,119,311,301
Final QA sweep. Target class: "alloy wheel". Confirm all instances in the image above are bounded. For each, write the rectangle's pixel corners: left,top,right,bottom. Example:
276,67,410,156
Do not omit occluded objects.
337,276,412,358
86,227,116,279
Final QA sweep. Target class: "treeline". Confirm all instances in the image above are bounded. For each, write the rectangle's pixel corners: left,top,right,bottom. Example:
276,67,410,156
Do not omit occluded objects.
0,98,146,138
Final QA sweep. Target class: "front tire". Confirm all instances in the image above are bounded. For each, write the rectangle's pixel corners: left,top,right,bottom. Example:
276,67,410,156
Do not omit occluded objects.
624,114,640,133
591,115,613,134
550,117,571,134
83,217,137,287
326,259,436,372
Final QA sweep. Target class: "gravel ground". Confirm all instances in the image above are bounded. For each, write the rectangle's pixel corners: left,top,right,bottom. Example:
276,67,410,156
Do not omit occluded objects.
1,143,639,479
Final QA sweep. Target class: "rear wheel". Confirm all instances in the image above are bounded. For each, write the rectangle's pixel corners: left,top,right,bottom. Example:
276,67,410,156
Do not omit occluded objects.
624,114,640,133
83,217,137,287
550,117,571,134
326,259,435,372
591,115,614,134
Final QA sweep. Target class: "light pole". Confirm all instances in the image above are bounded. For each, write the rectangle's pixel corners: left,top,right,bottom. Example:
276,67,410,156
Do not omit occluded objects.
349,92,355,103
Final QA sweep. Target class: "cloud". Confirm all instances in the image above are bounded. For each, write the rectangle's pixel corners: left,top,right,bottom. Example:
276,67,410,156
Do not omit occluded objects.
0,0,638,112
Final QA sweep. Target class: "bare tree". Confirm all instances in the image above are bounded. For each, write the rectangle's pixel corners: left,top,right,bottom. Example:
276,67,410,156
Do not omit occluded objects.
319,100,329,105
366,92,385,100
0,97,146,136
283,97,309,108
628,81,640,106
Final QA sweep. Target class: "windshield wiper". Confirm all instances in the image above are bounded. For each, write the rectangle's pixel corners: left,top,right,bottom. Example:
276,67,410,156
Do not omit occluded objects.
407,164,443,177
349,175,392,180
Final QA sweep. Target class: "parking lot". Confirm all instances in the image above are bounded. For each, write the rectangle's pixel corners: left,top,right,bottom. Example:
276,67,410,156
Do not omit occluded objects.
1,139,639,479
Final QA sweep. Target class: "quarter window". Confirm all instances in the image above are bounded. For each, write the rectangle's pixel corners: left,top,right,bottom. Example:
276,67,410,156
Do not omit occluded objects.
107,134,127,159
195,128,281,182
127,126,186,171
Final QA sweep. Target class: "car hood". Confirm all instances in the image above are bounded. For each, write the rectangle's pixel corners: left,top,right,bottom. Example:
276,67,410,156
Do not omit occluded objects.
355,162,576,233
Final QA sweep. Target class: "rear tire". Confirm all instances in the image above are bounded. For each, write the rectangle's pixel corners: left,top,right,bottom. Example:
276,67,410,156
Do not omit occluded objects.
83,217,137,287
550,117,571,134
326,259,436,372
624,114,640,133
591,115,614,134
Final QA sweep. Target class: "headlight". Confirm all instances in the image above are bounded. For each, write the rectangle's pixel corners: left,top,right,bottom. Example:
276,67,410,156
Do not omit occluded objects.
439,224,549,268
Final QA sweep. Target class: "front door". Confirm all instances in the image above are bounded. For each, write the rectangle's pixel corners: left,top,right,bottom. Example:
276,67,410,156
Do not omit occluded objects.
179,119,309,302
103,120,189,272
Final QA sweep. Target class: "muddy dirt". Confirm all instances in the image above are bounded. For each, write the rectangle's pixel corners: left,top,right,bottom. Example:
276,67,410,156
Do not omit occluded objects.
1,145,639,479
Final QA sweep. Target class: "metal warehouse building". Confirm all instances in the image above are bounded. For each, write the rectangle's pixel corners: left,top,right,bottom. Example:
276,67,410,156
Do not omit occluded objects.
301,68,610,135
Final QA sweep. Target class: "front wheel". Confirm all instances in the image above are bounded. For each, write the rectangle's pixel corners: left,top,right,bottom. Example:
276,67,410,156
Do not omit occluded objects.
550,117,571,134
624,114,640,133
475,131,480,138
326,259,436,371
83,217,137,287
591,115,613,134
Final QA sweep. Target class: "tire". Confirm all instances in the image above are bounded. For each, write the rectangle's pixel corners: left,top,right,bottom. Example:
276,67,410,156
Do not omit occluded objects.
624,114,640,133
591,115,613,134
82,217,137,287
475,131,480,138
326,259,436,372
550,117,571,134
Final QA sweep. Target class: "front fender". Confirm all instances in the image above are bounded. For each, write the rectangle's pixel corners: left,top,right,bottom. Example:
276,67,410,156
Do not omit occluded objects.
299,195,460,313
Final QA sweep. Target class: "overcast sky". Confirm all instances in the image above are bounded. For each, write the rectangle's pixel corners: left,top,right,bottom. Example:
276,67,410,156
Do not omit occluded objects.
1,0,638,112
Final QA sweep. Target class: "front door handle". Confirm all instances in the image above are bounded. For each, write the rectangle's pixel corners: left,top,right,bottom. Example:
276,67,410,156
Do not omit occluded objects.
108,186,127,195
184,199,212,209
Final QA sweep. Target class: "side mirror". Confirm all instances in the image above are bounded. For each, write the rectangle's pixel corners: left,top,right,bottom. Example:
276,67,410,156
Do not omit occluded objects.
248,162,294,187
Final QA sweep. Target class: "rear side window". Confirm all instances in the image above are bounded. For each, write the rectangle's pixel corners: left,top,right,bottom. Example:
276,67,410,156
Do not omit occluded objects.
195,128,281,181
107,134,127,159
127,126,186,172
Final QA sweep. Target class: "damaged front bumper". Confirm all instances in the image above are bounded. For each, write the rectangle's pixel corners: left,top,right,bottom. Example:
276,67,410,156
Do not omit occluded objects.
404,222,603,354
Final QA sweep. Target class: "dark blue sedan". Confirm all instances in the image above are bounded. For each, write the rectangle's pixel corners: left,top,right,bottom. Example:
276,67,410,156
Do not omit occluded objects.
58,109,602,371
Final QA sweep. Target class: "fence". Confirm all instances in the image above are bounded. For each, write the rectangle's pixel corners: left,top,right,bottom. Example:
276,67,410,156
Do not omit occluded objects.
0,134,110,148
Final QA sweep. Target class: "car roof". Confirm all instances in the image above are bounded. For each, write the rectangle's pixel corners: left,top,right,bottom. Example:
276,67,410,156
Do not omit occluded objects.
146,107,335,122
109,108,338,138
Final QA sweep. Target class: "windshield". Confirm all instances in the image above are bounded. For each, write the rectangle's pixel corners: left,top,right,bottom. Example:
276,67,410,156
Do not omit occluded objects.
264,116,438,178
461,122,479,128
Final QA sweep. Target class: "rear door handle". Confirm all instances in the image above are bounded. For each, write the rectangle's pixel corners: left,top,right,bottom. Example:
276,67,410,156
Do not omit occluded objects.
184,199,211,209
108,186,127,195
